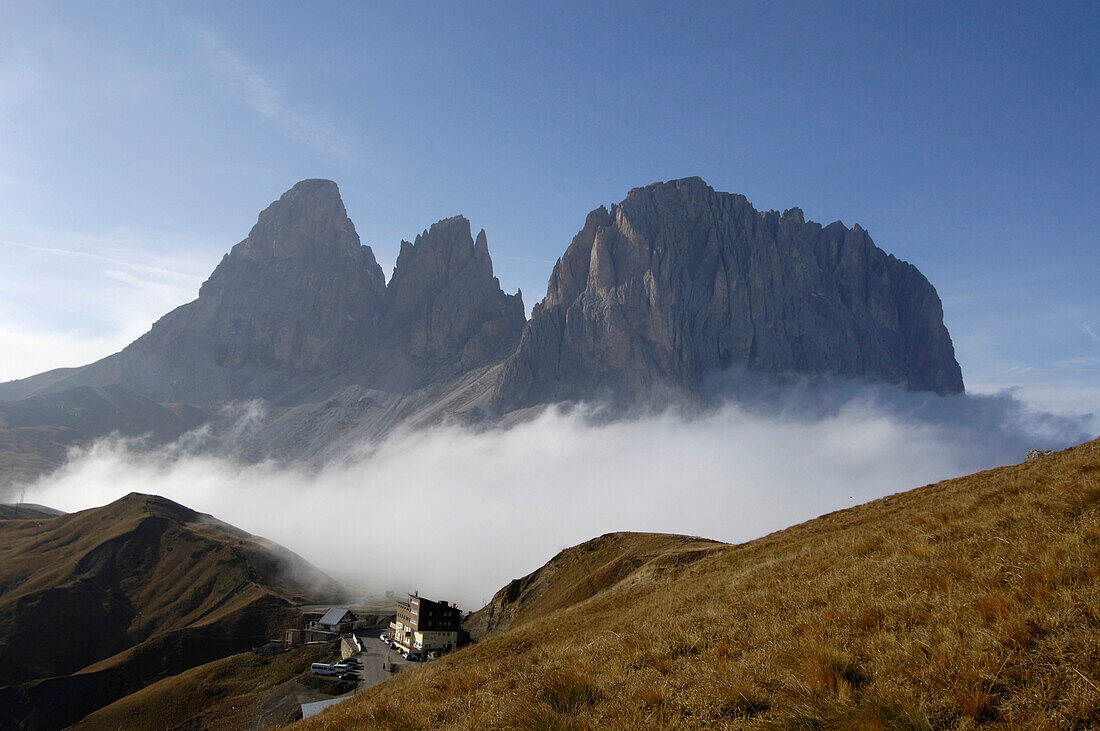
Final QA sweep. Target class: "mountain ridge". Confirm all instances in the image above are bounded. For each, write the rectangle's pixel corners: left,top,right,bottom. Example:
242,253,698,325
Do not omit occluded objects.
0,491,345,729
0,177,964,484
495,177,962,410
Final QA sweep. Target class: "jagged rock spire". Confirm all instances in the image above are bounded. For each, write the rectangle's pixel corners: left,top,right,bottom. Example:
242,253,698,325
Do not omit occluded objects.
383,215,525,367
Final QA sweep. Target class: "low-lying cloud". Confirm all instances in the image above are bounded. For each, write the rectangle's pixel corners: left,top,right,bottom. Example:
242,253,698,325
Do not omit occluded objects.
20,383,1096,611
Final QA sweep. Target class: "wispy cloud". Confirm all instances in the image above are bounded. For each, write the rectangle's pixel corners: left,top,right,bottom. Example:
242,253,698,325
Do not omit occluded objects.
1044,357,1100,370
188,28,354,163
1085,324,1100,344
0,227,219,381
2,237,201,285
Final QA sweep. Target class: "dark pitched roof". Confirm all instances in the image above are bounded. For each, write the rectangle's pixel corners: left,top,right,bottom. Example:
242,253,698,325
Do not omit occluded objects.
319,607,356,625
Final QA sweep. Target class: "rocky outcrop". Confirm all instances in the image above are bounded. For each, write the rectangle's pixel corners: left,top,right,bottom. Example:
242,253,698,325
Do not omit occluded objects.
134,179,387,375
0,180,391,405
495,177,963,409
382,216,525,369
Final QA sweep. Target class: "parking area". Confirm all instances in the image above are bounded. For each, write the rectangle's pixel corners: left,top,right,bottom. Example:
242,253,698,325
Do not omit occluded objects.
346,626,420,692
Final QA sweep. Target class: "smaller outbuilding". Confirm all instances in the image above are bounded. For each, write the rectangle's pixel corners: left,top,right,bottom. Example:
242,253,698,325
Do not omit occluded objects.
312,607,362,633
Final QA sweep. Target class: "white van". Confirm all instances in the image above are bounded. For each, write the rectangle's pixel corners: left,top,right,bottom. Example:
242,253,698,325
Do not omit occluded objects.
311,663,340,676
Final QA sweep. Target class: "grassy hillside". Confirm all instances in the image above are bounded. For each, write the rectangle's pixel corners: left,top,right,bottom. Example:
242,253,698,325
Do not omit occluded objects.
73,645,329,730
0,493,345,729
465,532,724,641
299,439,1100,729
0,503,64,520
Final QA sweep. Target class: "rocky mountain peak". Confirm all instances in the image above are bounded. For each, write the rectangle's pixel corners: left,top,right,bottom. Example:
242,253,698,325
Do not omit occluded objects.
474,228,492,267
389,216,479,285
495,178,964,409
542,205,611,311
0,176,967,454
125,180,388,391
232,178,362,262
783,207,805,224
383,216,525,367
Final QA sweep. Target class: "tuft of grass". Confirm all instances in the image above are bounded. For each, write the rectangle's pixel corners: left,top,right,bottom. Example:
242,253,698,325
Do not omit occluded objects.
974,592,1011,624
717,680,770,719
853,604,885,632
358,700,421,731
540,669,602,714
650,656,673,675
768,697,931,730
1072,484,1100,514
503,701,578,731
953,688,1000,722
803,645,865,698
635,682,666,710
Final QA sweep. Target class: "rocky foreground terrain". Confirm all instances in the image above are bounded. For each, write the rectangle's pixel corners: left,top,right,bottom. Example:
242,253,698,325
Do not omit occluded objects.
0,178,962,483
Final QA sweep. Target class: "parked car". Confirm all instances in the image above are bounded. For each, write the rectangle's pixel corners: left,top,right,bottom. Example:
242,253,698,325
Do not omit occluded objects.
378,634,390,644
339,672,359,681
403,652,420,662
310,663,340,676
342,657,362,667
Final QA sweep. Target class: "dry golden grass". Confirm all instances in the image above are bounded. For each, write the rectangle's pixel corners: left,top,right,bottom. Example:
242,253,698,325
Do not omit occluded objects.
298,439,1100,729
73,645,326,730
465,532,724,641
0,493,336,728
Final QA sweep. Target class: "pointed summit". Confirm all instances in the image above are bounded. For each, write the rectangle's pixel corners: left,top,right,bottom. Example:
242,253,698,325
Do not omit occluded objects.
122,180,388,393
230,178,367,262
383,216,525,366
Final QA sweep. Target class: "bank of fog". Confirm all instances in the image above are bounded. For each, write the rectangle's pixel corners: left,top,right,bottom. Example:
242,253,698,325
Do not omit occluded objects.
25,389,1094,610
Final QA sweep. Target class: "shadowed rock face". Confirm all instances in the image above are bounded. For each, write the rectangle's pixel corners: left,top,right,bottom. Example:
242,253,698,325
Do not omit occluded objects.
383,216,525,369
495,177,963,409
134,179,387,375
136,186,526,387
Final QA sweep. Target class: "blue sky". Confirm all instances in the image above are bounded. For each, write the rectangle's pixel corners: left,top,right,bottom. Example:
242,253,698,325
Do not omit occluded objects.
1,1,1097,417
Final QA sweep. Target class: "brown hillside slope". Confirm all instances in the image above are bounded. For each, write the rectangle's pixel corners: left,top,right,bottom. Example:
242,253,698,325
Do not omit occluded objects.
301,439,1100,729
465,532,724,641
73,645,328,731
0,493,345,729
0,503,64,520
